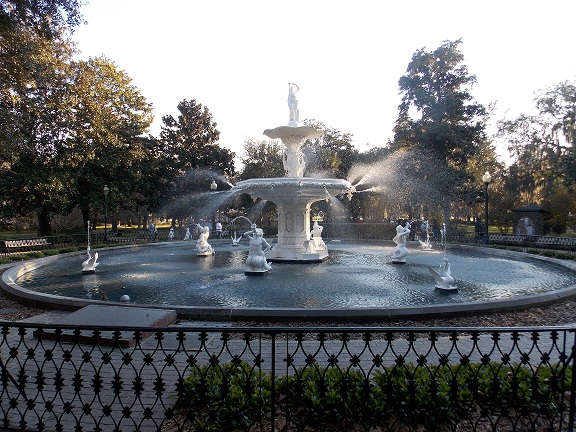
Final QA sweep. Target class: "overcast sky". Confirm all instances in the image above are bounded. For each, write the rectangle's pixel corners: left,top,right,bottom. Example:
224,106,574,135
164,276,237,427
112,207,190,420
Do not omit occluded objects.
72,0,576,162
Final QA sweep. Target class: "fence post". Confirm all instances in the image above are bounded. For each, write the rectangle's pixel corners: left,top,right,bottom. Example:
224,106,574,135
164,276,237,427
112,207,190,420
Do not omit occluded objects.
270,332,276,430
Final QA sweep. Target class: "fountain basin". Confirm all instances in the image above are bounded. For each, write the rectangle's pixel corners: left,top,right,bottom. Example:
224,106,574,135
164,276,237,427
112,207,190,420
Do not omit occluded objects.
235,177,354,261
2,242,575,322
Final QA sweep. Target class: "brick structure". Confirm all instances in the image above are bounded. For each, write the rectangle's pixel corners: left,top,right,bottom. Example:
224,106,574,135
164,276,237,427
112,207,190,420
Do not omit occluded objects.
512,204,546,235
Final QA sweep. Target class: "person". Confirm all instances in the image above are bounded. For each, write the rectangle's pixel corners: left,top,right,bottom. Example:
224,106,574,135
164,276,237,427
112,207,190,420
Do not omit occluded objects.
215,221,222,238
148,222,156,241
244,224,272,272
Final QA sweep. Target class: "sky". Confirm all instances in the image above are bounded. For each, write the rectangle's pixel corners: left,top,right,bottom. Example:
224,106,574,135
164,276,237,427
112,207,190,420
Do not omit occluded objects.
72,0,576,165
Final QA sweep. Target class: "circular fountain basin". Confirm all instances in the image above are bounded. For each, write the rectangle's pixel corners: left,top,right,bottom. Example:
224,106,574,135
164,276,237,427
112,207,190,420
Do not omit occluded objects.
2,242,576,322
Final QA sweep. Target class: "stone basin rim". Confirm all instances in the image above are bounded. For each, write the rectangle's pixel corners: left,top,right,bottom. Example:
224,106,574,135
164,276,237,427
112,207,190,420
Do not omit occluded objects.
1,243,576,324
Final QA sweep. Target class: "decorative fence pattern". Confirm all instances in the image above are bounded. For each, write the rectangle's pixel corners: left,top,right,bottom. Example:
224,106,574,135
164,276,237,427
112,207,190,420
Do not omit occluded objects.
0,323,574,431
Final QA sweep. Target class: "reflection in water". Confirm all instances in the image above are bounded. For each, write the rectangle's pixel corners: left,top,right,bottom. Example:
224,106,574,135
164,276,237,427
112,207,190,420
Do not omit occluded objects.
16,242,576,309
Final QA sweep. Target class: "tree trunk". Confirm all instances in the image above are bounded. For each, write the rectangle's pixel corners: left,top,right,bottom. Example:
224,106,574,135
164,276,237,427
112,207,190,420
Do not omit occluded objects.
36,206,52,237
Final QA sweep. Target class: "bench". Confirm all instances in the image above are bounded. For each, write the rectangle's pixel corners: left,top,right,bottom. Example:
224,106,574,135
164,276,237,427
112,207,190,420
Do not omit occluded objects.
2,238,50,254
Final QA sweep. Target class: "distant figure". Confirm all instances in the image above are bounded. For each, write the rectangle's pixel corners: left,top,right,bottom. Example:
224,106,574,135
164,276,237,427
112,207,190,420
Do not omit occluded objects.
168,227,175,240
288,83,299,126
183,227,191,240
148,222,156,241
244,224,272,274
215,221,222,238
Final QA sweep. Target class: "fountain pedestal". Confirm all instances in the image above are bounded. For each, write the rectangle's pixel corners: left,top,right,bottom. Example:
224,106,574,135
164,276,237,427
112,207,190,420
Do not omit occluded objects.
236,177,353,262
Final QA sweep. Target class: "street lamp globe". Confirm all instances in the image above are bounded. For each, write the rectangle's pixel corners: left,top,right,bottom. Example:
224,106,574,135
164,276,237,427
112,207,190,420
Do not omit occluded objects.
482,171,492,185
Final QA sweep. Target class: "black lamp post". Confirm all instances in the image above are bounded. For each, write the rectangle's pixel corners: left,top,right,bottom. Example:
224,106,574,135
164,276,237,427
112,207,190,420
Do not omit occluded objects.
103,185,109,242
482,171,492,245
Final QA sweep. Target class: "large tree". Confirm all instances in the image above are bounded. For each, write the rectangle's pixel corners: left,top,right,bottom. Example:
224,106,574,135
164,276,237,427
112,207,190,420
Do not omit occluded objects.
160,99,235,178
391,39,488,226
65,56,154,229
158,100,236,223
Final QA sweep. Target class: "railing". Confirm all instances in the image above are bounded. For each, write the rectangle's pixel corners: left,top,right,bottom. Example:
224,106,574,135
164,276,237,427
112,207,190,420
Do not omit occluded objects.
0,323,574,431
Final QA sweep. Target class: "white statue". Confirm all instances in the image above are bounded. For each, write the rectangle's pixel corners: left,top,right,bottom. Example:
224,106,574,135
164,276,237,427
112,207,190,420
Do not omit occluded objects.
391,222,411,263
196,225,214,256
168,227,175,240
82,246,99,274
244,224,272,274
81,221,99,274
311,221,326,250
184,227,191,240
428,255,457,291
288,83,299,126
419,220,433,251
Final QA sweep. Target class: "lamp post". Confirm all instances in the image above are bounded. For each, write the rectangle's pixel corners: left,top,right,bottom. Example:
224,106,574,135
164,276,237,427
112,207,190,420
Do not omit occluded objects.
210,180,217,234
103,185,109,242
482,171,492,245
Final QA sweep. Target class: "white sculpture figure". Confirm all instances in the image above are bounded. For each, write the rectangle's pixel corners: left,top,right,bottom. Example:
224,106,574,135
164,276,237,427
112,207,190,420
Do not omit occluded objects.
244,224,272,275
231,231,241,246
419,220,433,251
428,255,457,292
184,227,191,240
82,246,99,274
196,225,214,256
287,83,299,126
391,222,411,264
311,221,326,250
82,221,99,274
168,227,175,240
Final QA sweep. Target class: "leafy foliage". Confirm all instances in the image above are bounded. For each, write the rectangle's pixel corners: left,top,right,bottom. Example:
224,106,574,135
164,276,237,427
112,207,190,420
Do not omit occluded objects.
180,360,570,431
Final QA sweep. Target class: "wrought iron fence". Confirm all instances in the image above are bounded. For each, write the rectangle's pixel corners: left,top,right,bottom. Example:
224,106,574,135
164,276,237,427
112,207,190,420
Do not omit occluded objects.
0,322,574,431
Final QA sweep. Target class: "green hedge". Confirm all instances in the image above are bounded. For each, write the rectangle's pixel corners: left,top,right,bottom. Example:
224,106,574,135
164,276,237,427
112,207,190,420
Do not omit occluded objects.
178,360,571,431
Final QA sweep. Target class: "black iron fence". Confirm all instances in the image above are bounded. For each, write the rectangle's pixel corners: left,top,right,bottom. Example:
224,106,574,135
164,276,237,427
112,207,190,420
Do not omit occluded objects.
0,322,574,431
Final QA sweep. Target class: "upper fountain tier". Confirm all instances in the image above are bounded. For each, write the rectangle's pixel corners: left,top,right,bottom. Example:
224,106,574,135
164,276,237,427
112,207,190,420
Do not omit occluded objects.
233,84,355,261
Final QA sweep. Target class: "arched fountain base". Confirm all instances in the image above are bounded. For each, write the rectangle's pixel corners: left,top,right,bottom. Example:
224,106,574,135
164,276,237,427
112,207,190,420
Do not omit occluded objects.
235,177,353,262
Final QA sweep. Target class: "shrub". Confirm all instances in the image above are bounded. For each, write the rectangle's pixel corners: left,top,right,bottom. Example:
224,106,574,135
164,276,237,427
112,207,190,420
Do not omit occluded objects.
180,360,571,431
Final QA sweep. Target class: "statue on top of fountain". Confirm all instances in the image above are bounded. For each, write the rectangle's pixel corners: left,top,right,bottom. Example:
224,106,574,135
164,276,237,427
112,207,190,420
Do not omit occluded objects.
391,222,411,264
263,83,324,178
244,224,272,274
288,83,300,126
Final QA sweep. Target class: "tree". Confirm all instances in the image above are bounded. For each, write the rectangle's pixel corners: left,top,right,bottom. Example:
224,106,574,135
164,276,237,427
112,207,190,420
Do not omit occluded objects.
65,56,154,229
302,120,358,179
158,100,236,224
0,23,77,234
391,39,489,227
160,99,235,178
238,138,284,180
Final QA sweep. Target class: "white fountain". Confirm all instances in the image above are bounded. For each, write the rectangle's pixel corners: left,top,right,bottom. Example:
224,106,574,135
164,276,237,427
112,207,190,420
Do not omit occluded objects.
419,220,433,251
235,84,355,262
81,220,99,274
391,222,411,264
195,224,214,256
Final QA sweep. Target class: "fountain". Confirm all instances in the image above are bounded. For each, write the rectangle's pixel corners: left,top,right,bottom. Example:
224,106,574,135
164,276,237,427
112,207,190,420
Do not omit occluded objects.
429,255,457,292
419,220,433,251
81,221,99,274
3,86,576,322
235,84,355,262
